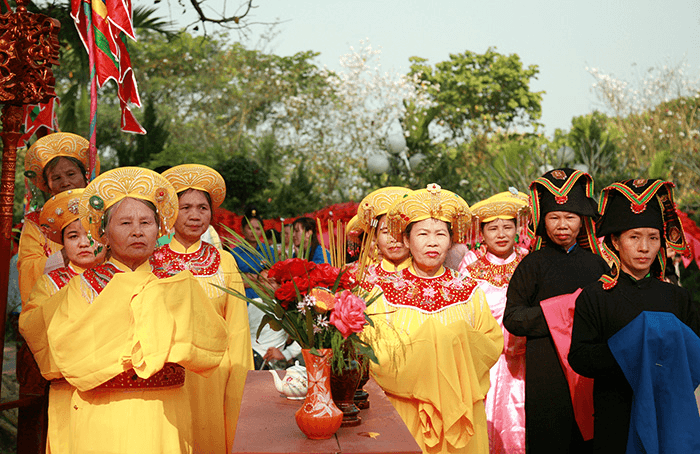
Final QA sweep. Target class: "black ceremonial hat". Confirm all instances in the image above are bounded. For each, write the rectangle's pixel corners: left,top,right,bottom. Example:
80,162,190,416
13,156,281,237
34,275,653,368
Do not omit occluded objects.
596,178,688,289
528,168,600,251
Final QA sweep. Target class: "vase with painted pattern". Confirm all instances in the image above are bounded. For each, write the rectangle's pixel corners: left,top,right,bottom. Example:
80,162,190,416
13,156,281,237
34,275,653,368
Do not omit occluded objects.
295,349,343,439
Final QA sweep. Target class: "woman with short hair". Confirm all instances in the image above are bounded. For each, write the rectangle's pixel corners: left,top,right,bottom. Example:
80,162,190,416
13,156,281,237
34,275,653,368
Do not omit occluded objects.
155,164,253,454
504,168,609,454
292,216,328,263
46,167,227,454
569,179,700,453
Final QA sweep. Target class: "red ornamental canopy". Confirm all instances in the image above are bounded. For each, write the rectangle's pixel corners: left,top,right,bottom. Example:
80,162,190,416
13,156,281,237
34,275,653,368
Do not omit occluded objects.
212,201,359,246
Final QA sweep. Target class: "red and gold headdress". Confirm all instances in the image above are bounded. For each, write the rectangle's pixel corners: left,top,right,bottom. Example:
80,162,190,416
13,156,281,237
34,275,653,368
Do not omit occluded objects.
161,164,226,208
79,167,178,240
355,186,411,233
24,132,99,193
470,189,530,248
387,183,472,243
39,189,84,245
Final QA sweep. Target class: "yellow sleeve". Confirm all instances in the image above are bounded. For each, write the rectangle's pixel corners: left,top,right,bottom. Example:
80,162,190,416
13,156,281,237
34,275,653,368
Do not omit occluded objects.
467,288,505,397
220,252,254,451
221,252,253,371
47,270,228,392
18,274,65,380
131,270,229,379
18,218,62,304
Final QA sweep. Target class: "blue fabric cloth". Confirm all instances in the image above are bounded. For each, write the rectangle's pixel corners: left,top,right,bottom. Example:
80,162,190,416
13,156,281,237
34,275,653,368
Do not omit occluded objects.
310,244,329,264
608,311,700,454
231,244,276,299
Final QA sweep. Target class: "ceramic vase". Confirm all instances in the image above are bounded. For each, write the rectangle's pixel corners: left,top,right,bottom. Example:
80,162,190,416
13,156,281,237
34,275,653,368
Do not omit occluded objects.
295,349,343,439
330,359,362,427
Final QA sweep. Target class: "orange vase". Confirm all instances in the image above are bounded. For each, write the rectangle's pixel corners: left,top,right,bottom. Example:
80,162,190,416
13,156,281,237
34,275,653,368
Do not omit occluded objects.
295,349,343,439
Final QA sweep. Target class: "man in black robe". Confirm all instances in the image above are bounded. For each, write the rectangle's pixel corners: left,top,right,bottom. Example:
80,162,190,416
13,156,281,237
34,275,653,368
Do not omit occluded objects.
504,168,609,454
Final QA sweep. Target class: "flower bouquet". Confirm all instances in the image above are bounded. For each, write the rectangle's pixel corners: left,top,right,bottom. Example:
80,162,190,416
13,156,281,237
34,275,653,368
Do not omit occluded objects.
222,225,379,437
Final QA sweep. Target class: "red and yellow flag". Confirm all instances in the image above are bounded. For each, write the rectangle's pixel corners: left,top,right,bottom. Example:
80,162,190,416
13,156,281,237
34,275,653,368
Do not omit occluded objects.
70,0,145,134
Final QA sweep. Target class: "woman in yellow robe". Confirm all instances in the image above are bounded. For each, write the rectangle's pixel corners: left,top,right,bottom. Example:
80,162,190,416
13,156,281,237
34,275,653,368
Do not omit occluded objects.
365,184,503,454
350,187,412,291
19,189,107,454
45,167,228,454
154,164,253,454
18,133,99,304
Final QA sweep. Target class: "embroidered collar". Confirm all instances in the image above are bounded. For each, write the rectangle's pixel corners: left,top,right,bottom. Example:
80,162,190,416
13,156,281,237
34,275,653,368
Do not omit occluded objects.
150,242,221,278
81,262,124,295
47,266,79,290
466,251,523,288
375,266,478,313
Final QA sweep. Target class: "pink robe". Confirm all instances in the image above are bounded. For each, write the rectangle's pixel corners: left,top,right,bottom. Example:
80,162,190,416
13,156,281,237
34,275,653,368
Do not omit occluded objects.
459,250,526,454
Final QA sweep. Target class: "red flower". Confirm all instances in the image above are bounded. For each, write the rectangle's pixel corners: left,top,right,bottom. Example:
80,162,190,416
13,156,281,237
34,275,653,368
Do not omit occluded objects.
274,276,311,308
268,258,316,283
309,263,340,287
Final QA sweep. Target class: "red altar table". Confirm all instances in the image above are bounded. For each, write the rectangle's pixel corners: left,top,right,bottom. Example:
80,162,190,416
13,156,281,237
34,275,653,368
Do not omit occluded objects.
232,370,422,454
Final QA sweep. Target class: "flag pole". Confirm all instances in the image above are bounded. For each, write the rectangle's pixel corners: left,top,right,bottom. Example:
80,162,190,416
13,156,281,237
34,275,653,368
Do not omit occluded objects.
84,0,98,181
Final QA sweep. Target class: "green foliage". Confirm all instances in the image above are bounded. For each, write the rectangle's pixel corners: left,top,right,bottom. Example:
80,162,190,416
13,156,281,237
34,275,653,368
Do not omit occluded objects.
267,161,321,218
216,152,269,213
131,30,327,155
99,96,170,167
407,47,544,137
565,112,628,190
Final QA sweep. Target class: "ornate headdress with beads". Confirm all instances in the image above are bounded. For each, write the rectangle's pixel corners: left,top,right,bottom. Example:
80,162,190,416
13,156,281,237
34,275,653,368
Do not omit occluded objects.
161,164,226,209
596,178,688,289
471,189,529,223
356,186,411,234
529,168,601,253
79,167,178,240
387,183,472,243
39,189,84,245
470,189,530,248
24,133,99,193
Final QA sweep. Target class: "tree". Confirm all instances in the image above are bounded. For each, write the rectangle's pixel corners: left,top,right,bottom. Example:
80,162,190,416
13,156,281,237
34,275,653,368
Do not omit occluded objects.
588,62,700,209
407,47,544,140
109,96,170,167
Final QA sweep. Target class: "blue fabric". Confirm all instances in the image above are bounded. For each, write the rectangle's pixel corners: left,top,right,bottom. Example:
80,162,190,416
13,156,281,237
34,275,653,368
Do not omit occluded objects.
608,311,700,454
231,244,276,299
310,245,330,264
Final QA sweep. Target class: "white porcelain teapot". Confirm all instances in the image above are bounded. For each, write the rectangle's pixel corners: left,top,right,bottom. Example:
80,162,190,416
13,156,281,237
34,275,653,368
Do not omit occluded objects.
269,362,307,400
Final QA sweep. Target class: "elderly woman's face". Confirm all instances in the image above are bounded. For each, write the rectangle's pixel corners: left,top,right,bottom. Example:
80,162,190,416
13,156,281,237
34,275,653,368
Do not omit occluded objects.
174,189,211,246
544,211,582,249
403,218,451,277
105,198,159,269
46,157,87,195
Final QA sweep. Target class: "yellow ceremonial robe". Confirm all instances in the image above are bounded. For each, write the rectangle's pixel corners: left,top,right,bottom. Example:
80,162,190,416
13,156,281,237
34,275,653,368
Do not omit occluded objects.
46,259,228,454
164,239,254,454
18,214,62,304
20,265,84,454
366,263,503,454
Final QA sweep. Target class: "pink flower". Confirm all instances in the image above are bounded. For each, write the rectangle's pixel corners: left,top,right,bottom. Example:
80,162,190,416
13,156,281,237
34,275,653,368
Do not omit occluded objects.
329,290,367,338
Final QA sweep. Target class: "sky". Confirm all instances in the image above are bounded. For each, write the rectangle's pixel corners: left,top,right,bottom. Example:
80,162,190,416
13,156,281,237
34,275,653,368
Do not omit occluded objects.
156,0,700,137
